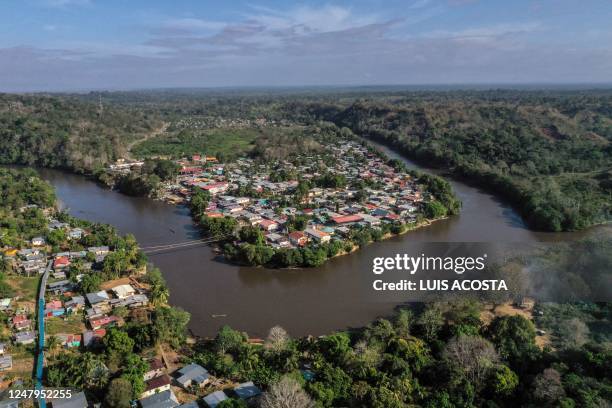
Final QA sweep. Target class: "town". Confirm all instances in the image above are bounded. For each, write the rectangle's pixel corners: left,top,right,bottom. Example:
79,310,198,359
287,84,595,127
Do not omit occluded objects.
109,139,449,267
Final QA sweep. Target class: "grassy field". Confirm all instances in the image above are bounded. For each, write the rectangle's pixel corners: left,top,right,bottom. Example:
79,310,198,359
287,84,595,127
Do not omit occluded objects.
9,343,36,360
131,127,260,160
46,313,85,336
7,275,39,300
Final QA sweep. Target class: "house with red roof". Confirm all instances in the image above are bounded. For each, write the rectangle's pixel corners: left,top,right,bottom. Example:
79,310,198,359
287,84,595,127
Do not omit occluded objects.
11,314,30,331
258,219,279,232
180,166,202,174
83,328,106,348
44,299,65,318
200,182,228,195
88,315,121,330
59,334,82,348
331,214,363,224
384,213,400,221
288,231,307,247
142,374,172,398
144,358,165,381
53,256,70,270
305,228,331,243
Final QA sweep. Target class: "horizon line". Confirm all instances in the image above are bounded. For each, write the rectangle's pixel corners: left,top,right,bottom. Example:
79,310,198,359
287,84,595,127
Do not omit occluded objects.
3,82,612,95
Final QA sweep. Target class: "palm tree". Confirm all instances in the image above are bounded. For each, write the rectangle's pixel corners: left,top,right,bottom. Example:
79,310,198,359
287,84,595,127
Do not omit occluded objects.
45,335,61,357
82,353,109,390
151,283,169,306
240,345,260,371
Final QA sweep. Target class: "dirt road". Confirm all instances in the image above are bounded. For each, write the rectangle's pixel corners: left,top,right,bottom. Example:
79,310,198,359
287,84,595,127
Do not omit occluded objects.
125,122,169,159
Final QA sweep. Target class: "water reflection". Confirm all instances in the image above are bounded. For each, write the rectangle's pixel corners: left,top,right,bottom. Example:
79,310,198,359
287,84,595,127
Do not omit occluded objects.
35,146,607,337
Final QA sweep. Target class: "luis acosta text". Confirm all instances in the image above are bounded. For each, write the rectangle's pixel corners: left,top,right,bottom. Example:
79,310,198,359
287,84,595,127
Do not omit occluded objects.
371,253,508,292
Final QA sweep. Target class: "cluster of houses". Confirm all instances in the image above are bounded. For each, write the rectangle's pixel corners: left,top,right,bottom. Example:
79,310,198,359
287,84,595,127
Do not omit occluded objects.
171,116,279,131
19,358,264,408
0,214,151,355
159,140,425,249
2,243,124,352
3,219,94,278
139,361,262,408
44,282,150,349
108,158,145,174
0,302,36,373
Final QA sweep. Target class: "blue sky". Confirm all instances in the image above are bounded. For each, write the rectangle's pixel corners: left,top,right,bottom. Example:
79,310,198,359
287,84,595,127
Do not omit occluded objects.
1,0,611,91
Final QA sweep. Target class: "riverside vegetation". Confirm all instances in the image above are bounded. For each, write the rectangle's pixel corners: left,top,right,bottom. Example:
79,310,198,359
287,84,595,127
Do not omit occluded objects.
3,169,610,407
1,89,610,231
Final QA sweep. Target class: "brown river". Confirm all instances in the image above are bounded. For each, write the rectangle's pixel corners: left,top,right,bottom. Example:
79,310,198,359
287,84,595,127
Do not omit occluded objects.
37,141,608,338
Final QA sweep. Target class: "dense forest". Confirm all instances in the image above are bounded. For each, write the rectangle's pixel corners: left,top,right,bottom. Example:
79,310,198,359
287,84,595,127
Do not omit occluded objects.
182,287,612,407
0,167,55,246
1,89,611,231
0,93,161,173
327,94,612,232
65,89,612,231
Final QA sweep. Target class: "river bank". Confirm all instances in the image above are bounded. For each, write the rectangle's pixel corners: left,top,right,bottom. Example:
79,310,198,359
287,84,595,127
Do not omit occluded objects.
33,139,609,338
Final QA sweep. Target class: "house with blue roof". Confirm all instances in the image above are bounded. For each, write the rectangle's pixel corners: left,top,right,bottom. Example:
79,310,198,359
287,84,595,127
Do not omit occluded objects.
175,363,210,389
139,389,178,408
233,381,262,401
202,391,227,408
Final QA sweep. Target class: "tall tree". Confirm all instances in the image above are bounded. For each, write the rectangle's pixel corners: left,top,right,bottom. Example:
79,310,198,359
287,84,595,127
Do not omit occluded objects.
443,335,499,387
105,378,133,408
264,326,290,354
261,376,315,408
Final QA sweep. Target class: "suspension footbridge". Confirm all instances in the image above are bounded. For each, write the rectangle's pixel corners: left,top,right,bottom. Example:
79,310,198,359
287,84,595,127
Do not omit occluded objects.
140,235,229,254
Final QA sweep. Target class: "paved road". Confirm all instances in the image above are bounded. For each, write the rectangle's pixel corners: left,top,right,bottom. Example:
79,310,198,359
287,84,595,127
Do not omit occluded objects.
34,259,51,408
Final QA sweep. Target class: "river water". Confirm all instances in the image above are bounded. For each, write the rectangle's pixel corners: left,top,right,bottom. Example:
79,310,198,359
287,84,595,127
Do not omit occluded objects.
36,141,607,338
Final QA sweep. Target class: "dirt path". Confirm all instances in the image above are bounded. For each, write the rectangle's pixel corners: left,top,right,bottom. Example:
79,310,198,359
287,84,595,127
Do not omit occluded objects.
125,122,169,159
158,343,180,373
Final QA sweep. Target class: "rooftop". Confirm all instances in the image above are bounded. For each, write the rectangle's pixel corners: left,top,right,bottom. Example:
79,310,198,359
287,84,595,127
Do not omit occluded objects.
233,381,262,400
139,390,179,408
146,374,172,392
202,391,227,408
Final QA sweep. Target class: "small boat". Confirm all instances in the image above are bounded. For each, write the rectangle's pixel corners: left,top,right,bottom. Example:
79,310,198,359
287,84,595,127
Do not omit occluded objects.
211,314,227,318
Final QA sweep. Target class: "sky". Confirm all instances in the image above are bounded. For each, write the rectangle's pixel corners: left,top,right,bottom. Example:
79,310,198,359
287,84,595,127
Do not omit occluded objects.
1,0,611,91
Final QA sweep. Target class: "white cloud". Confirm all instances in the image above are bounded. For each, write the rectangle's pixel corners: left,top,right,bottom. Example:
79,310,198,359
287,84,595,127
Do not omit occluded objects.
249,4,378,33
149,4,386,54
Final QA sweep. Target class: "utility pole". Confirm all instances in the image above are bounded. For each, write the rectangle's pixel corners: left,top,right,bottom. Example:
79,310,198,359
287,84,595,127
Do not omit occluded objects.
97,93,103,117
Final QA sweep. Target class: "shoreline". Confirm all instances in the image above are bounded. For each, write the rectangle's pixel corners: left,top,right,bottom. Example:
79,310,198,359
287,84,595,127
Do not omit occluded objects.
202,215,449,269
22,154,610,338
360,136,611,233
